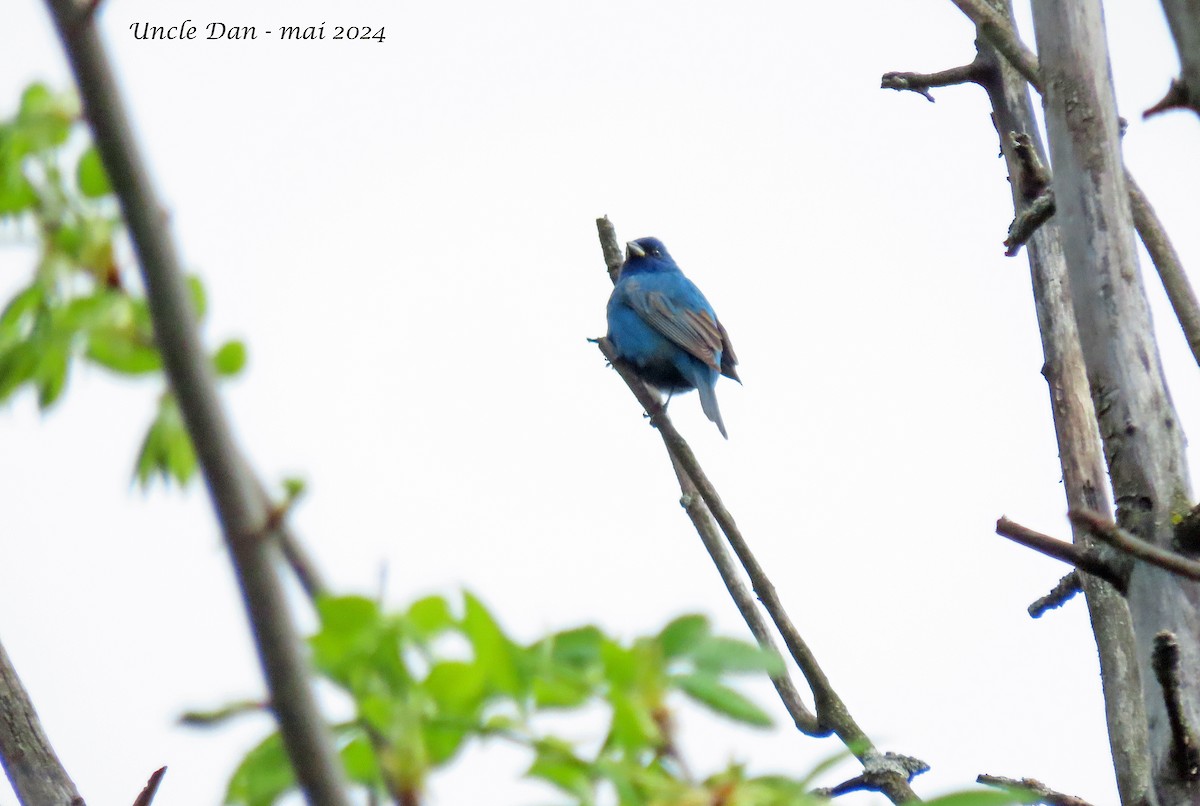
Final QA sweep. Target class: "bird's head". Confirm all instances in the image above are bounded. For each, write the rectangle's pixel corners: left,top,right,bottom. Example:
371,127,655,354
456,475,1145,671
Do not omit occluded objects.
622,237,676,275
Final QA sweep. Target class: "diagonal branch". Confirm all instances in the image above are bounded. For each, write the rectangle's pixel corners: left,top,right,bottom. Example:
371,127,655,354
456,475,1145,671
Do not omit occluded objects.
995,517,1124,591
40,1,349,803
0,637,83,805
596,219,922,804
977,773,1095,806
1070,510,1200,583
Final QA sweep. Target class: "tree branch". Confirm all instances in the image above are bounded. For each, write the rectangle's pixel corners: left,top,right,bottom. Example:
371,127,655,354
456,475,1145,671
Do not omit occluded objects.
130,767,167,806
880,58,990,101
40,2,349,803
1027,571,1084,618
1151,631,1200,781
1147,1,1200,118
0,637,83,806
1070,510,1200,583
596,220,922,804
995,517,1124,591
977,773,1095,806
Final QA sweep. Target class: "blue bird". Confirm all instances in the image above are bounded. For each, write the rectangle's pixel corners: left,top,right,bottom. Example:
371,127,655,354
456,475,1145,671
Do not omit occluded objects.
606,236,740,438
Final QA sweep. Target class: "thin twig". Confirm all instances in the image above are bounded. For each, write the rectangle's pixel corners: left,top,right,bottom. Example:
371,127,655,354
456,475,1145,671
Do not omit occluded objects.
1027,571,1083,618
41,2,349,803
995,517,1124,590
595,219,922,804
1004,191,1055,256
674,456,821,735
977,774,1095,806
1151,632,1200,781
131,766,167,806
1070,510,1200,582
0,637,84,805
880,58,989,101
1126,175,1200,369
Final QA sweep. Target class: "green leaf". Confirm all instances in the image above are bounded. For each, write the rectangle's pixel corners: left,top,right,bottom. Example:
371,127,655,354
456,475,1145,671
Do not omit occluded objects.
340,733,382,787
605,690,661,752
527,747,594,801
0,284,43,349
547,625,604,668
133,394,197,487
406,595,454,640
213,340,247,376
87,328,162,375
224,732,294,806
674,672,772,727
691,636,785,676
531,670,593,709
76,146,112,197
461,592,522,696
186,274,208,320
658,614,709,658
34,341,69,409
281,476,307,502
424,661,486,716
16,83,74,150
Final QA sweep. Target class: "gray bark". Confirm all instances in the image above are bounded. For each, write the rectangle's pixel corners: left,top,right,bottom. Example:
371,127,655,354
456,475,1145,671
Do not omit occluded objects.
0,638,83,805
973,5,1151,800
1031,3,1200,803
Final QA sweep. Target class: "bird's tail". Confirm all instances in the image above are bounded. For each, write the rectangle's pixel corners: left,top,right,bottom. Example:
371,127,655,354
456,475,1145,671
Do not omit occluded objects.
697,382,728,439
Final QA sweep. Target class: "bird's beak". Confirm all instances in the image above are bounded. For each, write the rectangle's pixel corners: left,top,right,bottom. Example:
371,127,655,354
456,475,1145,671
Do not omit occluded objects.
625,241,646,259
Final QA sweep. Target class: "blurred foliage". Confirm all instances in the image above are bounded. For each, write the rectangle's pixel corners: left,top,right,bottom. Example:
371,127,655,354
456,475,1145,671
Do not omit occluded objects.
0,82,244,487
219,593,811,806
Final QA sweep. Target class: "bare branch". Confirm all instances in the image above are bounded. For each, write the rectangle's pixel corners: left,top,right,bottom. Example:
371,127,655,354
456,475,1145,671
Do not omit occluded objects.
977,773,1095,806
1004,190,1055,257
596,220,922,803
1028,571,1084,618
40,2,349,802
131,767,167,806
995,517,1124,591
880,58,990,101
1151,632,1200,781
948,0,1041,89
815,753,930,799
0,638,83,806
675,464,821,734
1148,1,1200,118
1070,510,1200,583
1126,175,1200,371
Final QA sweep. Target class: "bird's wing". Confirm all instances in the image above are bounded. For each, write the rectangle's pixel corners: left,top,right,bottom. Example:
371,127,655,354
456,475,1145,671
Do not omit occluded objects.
717,320,740,382
630,289,724,371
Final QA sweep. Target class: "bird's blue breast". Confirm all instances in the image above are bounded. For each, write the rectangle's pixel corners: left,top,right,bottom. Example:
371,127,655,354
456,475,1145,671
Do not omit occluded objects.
606,274,721,394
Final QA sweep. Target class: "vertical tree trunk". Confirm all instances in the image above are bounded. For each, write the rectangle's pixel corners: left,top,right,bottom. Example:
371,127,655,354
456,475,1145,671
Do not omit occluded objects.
1031,3,1200,803
973,4,1150,800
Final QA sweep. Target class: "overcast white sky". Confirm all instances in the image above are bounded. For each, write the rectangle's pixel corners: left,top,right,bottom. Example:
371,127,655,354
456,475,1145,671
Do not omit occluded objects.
2,1,1200,804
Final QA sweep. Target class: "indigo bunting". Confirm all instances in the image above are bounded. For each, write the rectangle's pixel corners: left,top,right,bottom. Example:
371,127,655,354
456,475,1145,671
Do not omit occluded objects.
606,237,740,438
